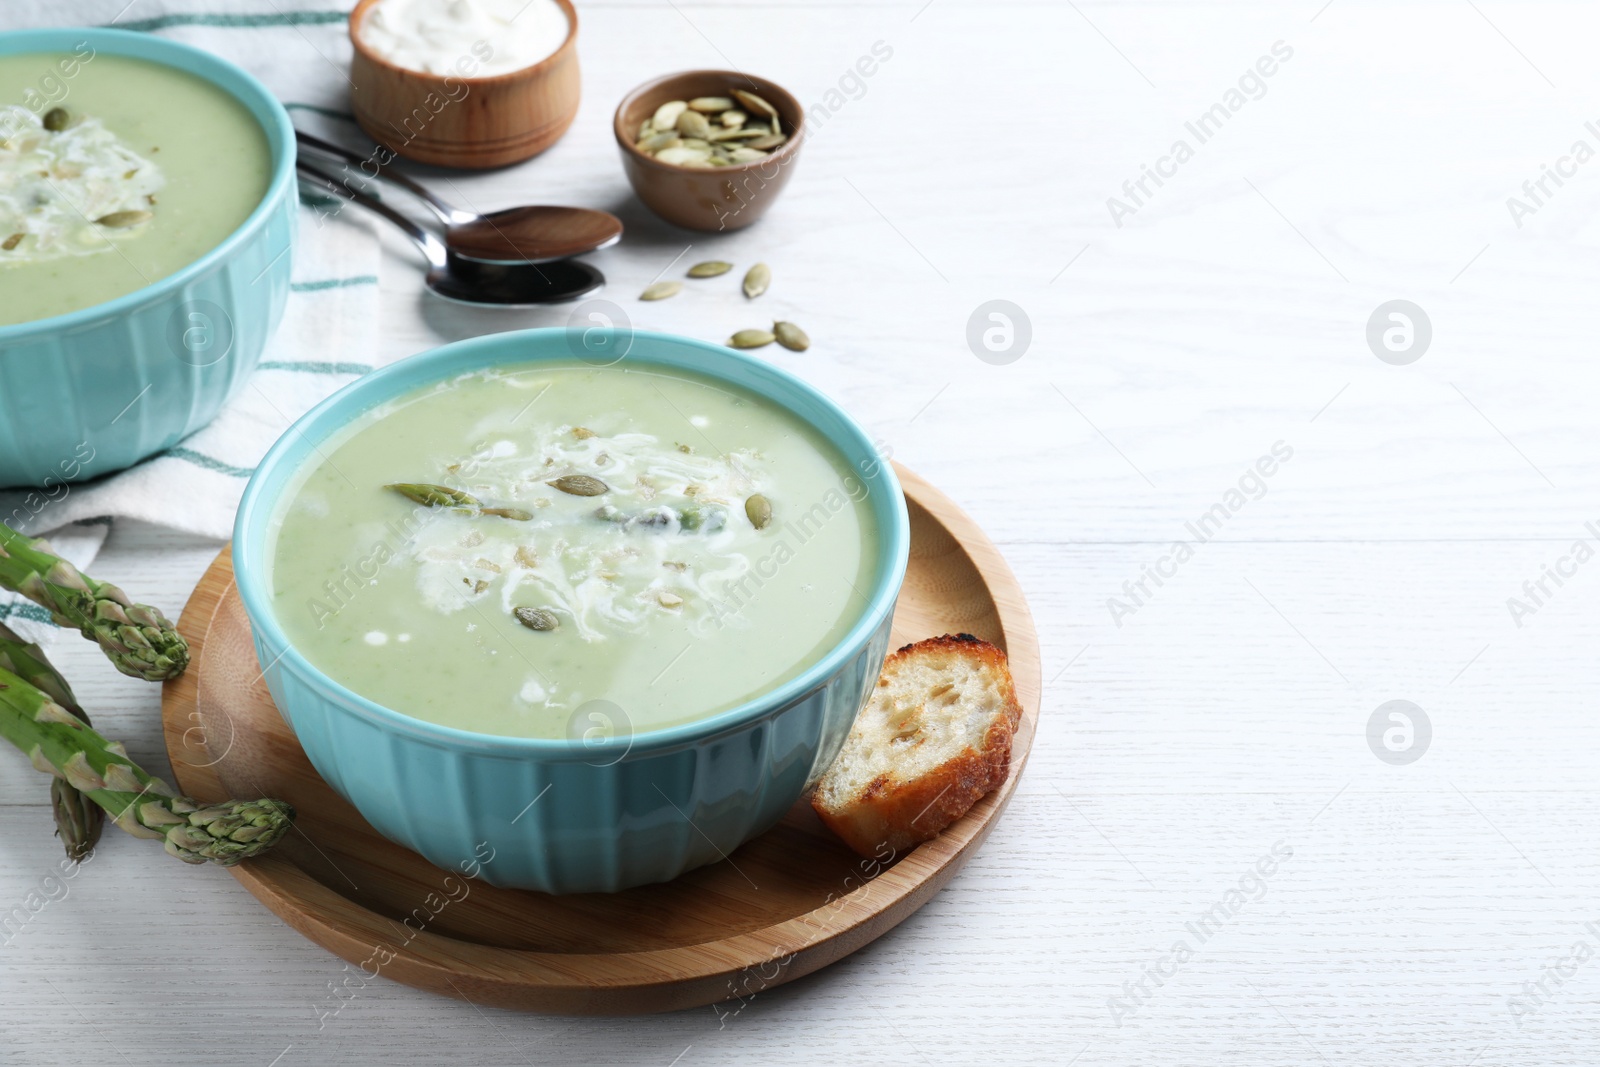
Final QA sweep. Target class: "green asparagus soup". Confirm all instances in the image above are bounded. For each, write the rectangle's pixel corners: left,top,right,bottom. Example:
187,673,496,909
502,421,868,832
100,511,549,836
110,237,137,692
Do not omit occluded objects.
0,50,272,326
267,363,880,740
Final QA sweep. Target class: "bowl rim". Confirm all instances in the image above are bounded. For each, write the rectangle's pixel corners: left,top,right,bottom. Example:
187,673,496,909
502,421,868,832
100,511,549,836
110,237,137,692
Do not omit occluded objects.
233,328,910,759
613,69,804,176
0,27,296,343
348,0,579,85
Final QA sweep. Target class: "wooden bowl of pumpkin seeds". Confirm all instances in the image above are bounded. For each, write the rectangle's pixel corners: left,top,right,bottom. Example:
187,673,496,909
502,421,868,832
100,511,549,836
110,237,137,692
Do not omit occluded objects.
614,70,803,232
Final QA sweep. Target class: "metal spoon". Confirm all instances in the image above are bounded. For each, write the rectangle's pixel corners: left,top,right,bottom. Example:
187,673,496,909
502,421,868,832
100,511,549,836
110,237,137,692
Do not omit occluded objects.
296,160,604,307
296,130,623,265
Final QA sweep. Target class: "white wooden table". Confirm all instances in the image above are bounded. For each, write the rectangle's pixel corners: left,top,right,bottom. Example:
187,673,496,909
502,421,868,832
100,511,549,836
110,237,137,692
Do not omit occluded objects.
7,1,1600,1063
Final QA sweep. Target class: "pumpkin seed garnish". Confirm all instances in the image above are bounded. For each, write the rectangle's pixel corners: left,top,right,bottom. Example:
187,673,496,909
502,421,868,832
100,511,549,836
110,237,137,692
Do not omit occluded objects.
773,321,810,352
742,263,770,299
1,233,22,252
745,493,773,530
42,107,69,132
95,210,153,229
656,589,685,609
548,474,609,496
479,507,533,521
640,280,682,301
572,426,597,439
513,607,560,632
687,260,733,278
729,328,776,349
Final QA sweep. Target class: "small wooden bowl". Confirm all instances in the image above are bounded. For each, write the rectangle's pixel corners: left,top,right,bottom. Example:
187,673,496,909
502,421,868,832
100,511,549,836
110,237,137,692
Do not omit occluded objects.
347,0,580,169
614,71,804,232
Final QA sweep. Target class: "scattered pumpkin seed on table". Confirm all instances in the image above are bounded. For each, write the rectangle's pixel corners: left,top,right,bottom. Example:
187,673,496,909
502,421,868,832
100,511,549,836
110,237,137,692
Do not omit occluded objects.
742,263,770,299
687,260,732,278
729,329,776,349
773,321,810,351
640,280,682,301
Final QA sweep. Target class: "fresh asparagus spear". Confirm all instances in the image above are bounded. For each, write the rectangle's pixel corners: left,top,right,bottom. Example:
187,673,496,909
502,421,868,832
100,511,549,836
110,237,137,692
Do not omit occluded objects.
0,665,294,865
0,523,188,681
384,483,532,521
0,623,101,860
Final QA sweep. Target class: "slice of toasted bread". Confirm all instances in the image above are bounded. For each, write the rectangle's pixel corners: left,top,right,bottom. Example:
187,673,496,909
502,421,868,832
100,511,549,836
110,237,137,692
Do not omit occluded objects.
812,633,1022,857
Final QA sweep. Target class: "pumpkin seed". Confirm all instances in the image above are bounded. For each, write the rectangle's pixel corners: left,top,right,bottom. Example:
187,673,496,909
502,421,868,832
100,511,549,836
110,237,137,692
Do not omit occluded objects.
638,117,654,140
745,493,773,530
42,107,69,132
514,607,560,632
1,233,21,251
637,130,681,153
728,328,776,349
640,280,682,301
95,210,153,229
732,89,779,125
514,546,539,568
728,147,768,164
654,145,711,167
655,589,685,609
652,100,688,130
548,474,609,496
773,321,810,351
721,109,748,128
687,260,733,278
479,507,533,521
745,133,788,151
572,426,596,439
742,262,771,299
689,96,735,112
675,109,712,140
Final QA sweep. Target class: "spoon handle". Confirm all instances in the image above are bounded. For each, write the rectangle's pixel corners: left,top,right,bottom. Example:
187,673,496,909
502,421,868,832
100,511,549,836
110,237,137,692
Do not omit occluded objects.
294,129,457,227
296,159,447,268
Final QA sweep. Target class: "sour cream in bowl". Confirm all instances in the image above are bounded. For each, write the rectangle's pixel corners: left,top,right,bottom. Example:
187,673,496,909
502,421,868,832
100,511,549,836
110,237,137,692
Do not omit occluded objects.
357,0,570,77
347,0,581,167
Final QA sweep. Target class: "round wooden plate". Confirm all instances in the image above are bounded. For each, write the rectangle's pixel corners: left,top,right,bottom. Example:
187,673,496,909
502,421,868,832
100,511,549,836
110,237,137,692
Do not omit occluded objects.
160,464,1039,1015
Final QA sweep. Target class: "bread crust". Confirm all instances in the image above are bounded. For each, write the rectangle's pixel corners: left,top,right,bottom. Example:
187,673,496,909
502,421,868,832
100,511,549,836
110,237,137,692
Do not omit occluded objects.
813,634,1022,857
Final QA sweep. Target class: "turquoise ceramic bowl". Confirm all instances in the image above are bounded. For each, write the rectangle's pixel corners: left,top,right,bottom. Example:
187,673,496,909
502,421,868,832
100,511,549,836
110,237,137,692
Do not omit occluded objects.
234,329,910,894
0,29,296,490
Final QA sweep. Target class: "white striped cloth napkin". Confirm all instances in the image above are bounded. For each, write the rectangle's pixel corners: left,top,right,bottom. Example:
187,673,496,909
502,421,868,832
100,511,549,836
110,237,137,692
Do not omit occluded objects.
0,0,382,642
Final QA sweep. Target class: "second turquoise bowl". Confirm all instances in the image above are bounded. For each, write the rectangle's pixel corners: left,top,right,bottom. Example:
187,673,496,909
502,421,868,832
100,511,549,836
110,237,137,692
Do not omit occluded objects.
233,329,910,894
0,29,297,490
